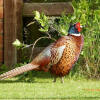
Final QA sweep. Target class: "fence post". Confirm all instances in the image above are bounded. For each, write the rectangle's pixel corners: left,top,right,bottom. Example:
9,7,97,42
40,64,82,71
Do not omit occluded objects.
4,0,23,66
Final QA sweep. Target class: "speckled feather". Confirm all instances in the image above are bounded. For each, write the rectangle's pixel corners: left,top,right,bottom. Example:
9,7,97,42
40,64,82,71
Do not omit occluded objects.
50,34,84,77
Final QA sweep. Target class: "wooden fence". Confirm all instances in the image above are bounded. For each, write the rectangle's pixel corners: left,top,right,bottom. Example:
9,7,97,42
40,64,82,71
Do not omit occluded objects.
3,0,74,66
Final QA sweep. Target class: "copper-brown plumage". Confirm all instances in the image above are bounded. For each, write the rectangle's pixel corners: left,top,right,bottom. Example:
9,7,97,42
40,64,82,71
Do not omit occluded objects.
0,22,84,82
50,34,84,77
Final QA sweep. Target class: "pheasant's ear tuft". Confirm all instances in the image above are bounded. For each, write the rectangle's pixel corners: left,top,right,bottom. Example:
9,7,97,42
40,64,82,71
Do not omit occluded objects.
75,22,81,32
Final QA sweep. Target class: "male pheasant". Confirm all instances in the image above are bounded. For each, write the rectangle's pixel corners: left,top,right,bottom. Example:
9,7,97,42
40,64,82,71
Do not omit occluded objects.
0,22,84,83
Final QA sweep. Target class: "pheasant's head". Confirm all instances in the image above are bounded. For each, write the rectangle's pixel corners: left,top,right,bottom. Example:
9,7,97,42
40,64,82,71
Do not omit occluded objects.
68,22,82,35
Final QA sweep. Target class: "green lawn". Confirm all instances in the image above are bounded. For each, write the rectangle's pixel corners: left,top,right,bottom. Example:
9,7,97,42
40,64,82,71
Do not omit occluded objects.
0,72,100,100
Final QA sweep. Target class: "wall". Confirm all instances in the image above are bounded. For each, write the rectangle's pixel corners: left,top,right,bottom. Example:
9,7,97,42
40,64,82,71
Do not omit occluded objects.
0,0,3,65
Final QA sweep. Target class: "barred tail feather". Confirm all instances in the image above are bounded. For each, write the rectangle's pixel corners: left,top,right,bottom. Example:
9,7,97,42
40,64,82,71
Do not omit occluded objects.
0,63,39,80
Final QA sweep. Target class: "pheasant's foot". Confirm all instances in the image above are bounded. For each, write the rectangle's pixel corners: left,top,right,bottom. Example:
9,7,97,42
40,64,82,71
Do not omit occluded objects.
53,76,57,83
61,77,64,83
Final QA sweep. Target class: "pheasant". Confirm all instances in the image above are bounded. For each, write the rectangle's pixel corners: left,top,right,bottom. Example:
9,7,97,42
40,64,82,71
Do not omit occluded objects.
0,22,84,83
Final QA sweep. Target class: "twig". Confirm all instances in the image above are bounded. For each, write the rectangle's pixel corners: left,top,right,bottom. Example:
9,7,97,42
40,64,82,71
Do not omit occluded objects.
45,31,51,38
22,44,33,49
26,22,35,27
28,19,52,37
49,26,60,34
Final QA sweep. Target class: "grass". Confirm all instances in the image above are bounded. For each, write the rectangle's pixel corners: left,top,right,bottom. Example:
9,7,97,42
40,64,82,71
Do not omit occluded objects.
0,72,100,100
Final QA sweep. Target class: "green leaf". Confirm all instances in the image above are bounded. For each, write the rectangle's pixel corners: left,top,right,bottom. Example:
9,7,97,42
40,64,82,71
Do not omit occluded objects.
12,39,22,47
12,39,23,49
39,28,48,32
34,11,40,20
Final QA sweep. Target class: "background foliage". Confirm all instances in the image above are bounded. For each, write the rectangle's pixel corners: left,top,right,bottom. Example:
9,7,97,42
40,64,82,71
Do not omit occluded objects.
70,0,100,78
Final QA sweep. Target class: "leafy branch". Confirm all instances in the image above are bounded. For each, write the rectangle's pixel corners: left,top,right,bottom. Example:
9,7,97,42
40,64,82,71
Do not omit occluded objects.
13,11,74,62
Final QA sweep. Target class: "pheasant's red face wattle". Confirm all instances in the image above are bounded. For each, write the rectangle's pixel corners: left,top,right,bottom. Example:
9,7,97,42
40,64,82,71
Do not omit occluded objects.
75,22,81,32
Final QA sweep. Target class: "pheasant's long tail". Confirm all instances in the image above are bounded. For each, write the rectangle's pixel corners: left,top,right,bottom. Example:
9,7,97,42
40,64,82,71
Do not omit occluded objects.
0,63,39,80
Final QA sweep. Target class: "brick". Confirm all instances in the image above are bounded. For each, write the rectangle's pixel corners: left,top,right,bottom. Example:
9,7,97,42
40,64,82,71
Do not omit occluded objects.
0,32,3,35
0,0,3,63
0,49,3,62
0,7,3,18
0,34,3,63
0,35,3,48
0,0,3,6
0,21,3,33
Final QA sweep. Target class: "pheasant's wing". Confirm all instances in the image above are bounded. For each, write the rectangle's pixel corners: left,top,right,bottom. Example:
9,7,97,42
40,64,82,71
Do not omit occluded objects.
49,45,66,66
49,36,69,66
32,36,69,67
31,44,54,66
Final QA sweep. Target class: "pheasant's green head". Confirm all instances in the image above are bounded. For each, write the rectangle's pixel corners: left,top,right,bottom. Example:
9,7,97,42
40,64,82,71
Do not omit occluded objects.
68,22,82,35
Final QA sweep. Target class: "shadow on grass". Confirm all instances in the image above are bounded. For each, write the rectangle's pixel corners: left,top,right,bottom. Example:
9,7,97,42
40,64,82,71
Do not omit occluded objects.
0,97,100,99
0,71,54,83
0,80,28,83
0,75,53,83
0,79,52,83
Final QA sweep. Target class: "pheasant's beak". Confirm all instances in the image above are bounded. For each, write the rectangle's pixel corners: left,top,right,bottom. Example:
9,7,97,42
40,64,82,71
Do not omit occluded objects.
80,25,85,28
79,25,83,32
80,25,83,28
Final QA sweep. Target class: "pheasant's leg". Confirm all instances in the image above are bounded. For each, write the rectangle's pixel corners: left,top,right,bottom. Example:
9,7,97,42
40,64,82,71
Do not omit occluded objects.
61,77,64,83
53,76,57,83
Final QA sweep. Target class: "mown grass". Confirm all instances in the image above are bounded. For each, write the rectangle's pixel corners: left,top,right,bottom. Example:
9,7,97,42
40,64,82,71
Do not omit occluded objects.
0,72,100,100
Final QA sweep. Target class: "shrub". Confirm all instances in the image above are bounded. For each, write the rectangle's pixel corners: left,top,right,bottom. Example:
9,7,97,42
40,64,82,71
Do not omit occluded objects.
69,0,100,78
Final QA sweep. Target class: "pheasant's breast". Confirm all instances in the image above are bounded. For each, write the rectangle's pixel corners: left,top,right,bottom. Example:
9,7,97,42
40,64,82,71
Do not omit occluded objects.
50,35,84,77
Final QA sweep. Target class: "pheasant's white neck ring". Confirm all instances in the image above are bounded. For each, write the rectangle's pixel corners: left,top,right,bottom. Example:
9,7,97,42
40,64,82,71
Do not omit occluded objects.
71,33,81,36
